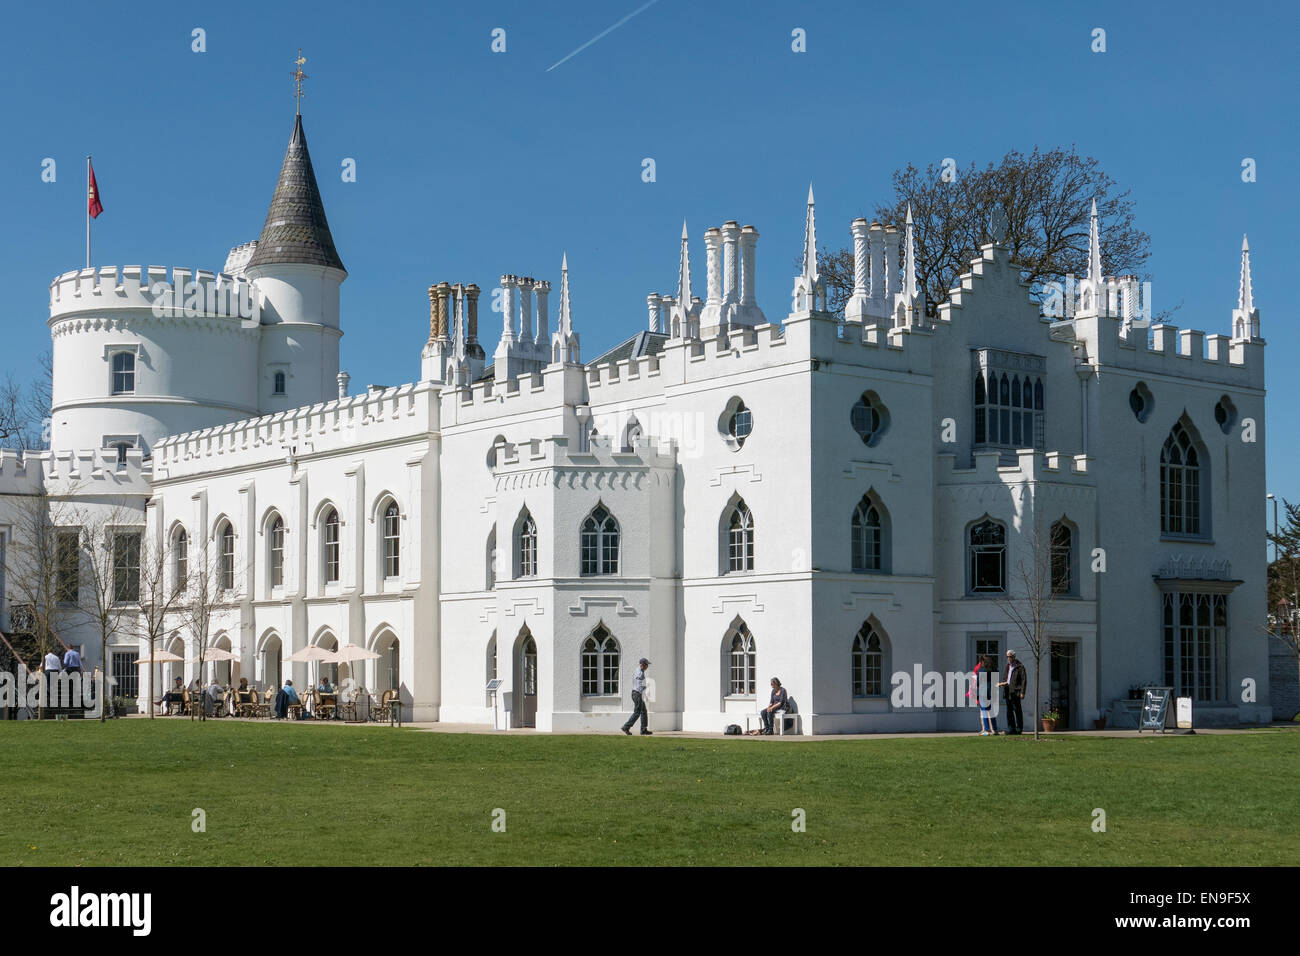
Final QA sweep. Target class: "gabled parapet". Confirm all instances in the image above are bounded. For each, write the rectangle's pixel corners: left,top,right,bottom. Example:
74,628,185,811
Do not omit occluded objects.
152,381,437,478
49,264,258,324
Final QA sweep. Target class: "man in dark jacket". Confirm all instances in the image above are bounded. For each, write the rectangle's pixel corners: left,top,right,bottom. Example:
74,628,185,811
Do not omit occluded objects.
998,650,1027,734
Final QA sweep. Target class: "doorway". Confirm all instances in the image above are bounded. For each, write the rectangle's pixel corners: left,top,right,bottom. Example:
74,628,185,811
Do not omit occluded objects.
1050,641,1077,729
513,630,537,728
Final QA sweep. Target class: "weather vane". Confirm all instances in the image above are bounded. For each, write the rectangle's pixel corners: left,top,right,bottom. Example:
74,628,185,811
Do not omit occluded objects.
292,49,308,114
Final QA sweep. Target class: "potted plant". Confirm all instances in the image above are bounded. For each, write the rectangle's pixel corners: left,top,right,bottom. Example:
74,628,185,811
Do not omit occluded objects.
1041,702,1061,732
1093,710,1108,730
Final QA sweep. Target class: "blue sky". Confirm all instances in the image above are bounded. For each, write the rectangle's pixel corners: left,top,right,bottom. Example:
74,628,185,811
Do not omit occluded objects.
2,0,1296,507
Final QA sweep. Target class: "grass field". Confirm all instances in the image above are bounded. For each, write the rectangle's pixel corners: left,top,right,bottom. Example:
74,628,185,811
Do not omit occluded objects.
0,721,1295,866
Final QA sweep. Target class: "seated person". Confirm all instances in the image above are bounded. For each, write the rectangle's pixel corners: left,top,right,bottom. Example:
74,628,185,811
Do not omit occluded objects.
159,677,185,714
204,678,224,716
317,676,335,694
235,677,252,702
760,677,789,735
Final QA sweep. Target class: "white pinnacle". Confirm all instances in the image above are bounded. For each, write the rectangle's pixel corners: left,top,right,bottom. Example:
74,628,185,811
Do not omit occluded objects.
1238,233,1254,314
558,253,572,337
903,203,917,300
802,183,818,284
677,220,693,308
1087,197,1102,283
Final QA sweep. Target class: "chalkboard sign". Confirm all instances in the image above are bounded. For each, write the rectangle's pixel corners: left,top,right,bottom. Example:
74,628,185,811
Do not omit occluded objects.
1138,687,1173,733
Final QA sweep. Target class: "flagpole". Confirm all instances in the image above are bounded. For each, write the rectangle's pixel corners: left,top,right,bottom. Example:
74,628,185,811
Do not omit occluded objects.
85,155,91,269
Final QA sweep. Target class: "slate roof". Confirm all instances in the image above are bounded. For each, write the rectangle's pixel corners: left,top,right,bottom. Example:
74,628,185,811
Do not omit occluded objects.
246,114,346,273
586,331,669,367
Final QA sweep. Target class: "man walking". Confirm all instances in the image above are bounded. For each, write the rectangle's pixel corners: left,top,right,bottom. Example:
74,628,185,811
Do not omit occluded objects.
998,650,1027,734
621,658,652,736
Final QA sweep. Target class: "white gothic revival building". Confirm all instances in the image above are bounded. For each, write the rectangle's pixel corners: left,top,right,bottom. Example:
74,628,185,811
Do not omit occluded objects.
0,112,1272,730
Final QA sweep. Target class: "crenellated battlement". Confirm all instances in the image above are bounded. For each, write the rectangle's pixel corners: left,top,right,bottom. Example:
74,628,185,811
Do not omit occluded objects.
153,381,437,478
493,432,677,478
0,446,153,495
937,448,1095,487
1105,321,1264,386
49,264,258,324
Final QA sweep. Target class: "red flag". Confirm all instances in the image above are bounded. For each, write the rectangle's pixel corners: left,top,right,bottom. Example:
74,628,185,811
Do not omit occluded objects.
87,161,103,219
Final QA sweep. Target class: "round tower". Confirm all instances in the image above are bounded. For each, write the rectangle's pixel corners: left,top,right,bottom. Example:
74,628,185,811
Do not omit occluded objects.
242,112,347,412
47,264,261,456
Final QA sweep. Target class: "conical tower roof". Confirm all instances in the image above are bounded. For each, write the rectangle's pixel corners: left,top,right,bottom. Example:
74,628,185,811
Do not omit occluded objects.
246,114,345,272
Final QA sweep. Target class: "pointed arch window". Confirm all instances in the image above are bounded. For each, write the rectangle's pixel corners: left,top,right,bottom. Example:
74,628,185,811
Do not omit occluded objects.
172,527,188,594
1050,520,1074,596
218,521,235,593
486,525,497,589
382,501,401,579
727,623,757,697
268,514,285,588
1161,423,1203,536
517,511,537,578
322,508,340,584
580,505,619,575
852,623,885,697
581,625,620,696
851,495,886,573
726,500,754,573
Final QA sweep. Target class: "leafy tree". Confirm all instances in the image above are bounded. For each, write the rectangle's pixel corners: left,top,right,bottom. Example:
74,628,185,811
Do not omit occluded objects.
820,147,1154,319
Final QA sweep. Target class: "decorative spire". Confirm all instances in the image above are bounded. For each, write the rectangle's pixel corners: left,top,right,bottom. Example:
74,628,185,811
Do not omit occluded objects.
1238,234,1254,315
1087,197,1102,284
452,283,466,362
558,253,572,337
292,50,308,115
903,203,917,300
245,113,345,272
676,220,693,308
802,183,818,284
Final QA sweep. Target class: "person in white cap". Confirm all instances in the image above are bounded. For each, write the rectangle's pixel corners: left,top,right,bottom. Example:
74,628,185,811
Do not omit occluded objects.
621,658,652,735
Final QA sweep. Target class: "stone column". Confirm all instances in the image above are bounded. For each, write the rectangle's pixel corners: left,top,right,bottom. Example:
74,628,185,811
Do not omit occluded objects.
337,371,350,400
499,275,516,343
426,284,439,339
868,223,885,299
518,277,535,343
646,294,662,333
721,221,741,306
435,281,452,340
884,226,901,298
846,219,870,322
535,280,550,345
739,226,758,306
466,284,481,343
704,228,723,309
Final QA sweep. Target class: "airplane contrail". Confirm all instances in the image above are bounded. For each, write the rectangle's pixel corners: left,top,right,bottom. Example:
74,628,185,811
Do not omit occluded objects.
546,0,662,72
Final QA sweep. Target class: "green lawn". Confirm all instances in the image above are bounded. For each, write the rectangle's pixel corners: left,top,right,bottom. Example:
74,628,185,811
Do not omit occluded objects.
0,721,1295,866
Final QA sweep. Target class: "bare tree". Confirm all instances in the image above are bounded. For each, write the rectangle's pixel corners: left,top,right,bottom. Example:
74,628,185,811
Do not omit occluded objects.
180,525,233,721
2,488,81,718
820,147,1155,320
0,349,54,451
75,505,144,721
992,512,1070,740
136,529,188,719
1266,500,1300,670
